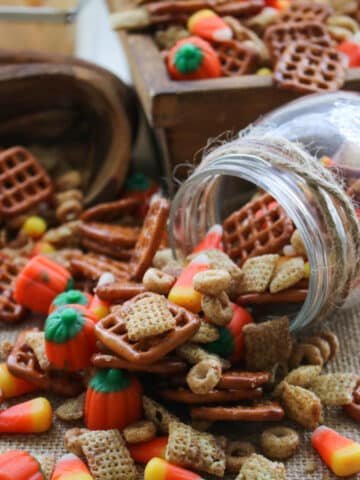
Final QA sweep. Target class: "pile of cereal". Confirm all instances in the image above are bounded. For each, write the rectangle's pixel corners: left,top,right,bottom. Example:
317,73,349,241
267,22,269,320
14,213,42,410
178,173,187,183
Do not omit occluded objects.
0,144,359,479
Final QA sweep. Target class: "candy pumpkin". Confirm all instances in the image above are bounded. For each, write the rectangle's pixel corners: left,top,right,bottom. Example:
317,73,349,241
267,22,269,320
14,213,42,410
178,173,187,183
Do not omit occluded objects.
85,368,142,430
14,255,73,314
49,289,93,314
45,305,96,371
205,304,253,363
167,36,221,81
0,450,46,480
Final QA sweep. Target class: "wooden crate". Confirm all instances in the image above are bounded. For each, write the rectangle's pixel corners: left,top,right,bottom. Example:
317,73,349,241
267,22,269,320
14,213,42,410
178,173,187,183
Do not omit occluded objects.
109,1,360,191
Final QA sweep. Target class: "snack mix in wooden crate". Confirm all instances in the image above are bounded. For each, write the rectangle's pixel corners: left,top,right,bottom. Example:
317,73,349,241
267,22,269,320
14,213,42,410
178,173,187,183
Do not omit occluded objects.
111,0,360,92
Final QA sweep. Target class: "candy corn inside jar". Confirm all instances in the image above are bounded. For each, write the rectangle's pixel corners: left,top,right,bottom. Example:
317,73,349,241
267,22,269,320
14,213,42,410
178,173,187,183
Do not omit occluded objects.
170,92,360,331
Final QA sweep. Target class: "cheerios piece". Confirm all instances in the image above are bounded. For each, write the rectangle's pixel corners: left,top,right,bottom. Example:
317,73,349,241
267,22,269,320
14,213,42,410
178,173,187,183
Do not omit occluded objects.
187,359,222,394
226,441,256,472
201,292,233,326
289,343,324,369
305,336,331,363
123,420,156,444
320,331,339,359
143,267,176,295
55,170,82,191
193,269,231,296
191,320,219,343
290,230,307,257
260,426,300,460
56,393,85,421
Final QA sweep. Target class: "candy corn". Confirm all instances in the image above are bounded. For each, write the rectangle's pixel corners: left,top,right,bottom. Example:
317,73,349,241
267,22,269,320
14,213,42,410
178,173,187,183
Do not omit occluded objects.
168,253,210,312
0,450,46,480
128,437,168,464
144,458,204,480
0,397,52,433
312,426,360,477
192,224,223,254
188,9,232,42
52,454,93,480
23,216,47,239
31,240,55,257
0,363,38,399
89,272,114,321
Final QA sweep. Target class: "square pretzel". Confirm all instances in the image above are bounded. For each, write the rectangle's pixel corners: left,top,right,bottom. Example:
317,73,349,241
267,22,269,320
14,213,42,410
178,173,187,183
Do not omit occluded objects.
0,256,25,323
95,293,201,365
222,193,294,266
274,41,346,94
214,40,258,76
0,147,52,217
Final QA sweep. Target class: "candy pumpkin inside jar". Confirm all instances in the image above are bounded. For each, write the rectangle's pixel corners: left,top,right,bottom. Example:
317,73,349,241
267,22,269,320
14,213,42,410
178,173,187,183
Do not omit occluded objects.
45,305,96,371
85,368,142,430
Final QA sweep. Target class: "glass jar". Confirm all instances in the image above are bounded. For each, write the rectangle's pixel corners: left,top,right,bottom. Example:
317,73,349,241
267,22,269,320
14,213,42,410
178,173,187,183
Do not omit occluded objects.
169,91,360,331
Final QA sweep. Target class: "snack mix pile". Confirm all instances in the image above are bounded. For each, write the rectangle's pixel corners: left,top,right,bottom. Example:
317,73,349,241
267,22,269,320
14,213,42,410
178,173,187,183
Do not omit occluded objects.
0,144,359,479
112,0,360,93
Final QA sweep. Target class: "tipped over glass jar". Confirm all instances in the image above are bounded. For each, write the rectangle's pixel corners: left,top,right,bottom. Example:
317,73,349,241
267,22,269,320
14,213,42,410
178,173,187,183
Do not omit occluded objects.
169,92,360,331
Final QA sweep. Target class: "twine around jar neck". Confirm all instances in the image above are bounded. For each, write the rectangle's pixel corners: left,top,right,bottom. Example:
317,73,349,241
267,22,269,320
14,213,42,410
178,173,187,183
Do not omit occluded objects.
202,133,360,323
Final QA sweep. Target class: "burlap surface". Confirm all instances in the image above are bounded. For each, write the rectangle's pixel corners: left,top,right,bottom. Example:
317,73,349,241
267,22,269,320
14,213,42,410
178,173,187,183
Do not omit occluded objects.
0,306,359,479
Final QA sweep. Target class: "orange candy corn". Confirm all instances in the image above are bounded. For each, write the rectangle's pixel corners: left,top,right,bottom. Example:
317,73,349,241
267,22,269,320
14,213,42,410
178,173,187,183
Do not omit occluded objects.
144,458,205,480
89,272,114,321
312,426,360,477
128,437,168,464
192,224,223,254
0,363,38,399
188,9,232,42
0,450,46,480
52,454,93,480
0,397,52,433
168,253,209,312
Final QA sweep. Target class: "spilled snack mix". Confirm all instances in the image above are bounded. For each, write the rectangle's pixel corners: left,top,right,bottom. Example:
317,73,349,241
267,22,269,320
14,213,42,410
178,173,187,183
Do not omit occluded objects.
1,148,359,480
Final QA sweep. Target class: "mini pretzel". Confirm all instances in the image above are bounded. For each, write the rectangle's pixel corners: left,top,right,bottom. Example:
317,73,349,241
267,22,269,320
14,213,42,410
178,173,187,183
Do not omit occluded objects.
201,292,233,326
0,146,53,217
79,222,139,248
80,197,140,222
81,236,133,261
218,371,271,390
193,269,231,296
70,253,129,282
96,282,145,302
129,197,170,281
237,288,308,305
344,381,360,422
226,441,256,472
92,353,187,374
159,387,263,404
0,256,26,324
186,359,222,394
95,294,201,365
290,343,324,368
260,426,300,460
123,420,156,444
191,402,285,421
143,267,176,295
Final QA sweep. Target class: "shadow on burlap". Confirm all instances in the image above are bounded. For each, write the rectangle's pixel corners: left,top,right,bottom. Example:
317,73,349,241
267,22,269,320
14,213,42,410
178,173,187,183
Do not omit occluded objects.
0,307,359,479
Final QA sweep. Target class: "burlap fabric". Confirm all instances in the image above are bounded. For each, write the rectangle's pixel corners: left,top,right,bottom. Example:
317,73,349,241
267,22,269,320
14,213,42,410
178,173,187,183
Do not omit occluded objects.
0,306,359,479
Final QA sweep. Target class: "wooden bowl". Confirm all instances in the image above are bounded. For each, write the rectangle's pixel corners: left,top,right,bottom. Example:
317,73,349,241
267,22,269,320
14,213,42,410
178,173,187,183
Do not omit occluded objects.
0,50,135,205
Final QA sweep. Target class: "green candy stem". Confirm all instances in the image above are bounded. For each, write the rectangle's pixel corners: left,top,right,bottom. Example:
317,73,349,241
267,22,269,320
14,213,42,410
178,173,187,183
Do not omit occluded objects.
205,326,234,358
126,172,151,192
53,289,88,308
90,368,130,393
45,306,85,344
174,43,204,74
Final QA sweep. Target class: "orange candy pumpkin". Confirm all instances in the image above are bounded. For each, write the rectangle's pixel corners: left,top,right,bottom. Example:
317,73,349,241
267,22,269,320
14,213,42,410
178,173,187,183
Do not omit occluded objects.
85,368,142,430
45,305,96,371
14,255,73,314
167,36,221,81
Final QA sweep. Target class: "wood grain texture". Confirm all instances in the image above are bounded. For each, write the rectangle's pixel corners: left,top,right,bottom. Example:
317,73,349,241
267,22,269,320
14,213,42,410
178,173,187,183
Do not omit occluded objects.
0,50,134,204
